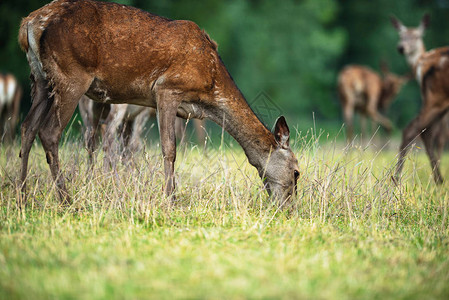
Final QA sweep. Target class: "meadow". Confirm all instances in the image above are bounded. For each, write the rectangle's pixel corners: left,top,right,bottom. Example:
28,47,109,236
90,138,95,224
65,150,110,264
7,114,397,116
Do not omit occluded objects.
1,129,448,299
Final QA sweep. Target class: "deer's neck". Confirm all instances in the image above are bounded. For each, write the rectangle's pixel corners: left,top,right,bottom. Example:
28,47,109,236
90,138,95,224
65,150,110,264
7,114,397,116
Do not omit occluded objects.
206,61,277,173
406,43,426,84
408,43,426,71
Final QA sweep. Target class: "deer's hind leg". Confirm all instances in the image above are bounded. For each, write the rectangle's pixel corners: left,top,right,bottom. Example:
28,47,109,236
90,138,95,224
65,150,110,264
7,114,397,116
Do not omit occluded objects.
19,76,52,206
38,75,93,205
434,112,449,159
395,101,449,184
343,105,355,143
366,90,393,135
421,122,444,184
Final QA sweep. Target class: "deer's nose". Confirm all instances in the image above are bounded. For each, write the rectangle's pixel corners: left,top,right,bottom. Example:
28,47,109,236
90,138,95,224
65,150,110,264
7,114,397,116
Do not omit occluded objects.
397,45,404,54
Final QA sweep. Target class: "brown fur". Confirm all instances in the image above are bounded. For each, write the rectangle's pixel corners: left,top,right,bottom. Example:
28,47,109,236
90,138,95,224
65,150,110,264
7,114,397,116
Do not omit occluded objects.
18,0,299,206
391,14,449,183
338,65,408,141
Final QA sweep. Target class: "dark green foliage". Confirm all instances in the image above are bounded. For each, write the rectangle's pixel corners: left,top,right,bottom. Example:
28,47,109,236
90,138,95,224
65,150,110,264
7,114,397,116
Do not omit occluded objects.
1,0,447,135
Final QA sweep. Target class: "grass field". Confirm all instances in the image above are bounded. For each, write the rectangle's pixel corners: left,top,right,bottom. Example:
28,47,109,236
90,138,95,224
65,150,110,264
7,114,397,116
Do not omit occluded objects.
1,131,448,299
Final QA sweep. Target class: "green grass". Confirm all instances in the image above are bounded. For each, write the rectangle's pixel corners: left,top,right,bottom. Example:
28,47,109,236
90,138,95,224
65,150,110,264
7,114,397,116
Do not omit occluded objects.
1,133,448,299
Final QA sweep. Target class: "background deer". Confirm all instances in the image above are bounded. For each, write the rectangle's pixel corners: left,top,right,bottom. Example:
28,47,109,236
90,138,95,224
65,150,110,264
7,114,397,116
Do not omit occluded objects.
0,73,22,142
391,14,449,183
338,64,408,142
18,0,299,205
79,96,206,168
78,96,151,167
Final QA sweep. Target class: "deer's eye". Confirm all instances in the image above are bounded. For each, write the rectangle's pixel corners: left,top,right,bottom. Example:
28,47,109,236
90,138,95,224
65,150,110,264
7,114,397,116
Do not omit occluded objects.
294,170,300,181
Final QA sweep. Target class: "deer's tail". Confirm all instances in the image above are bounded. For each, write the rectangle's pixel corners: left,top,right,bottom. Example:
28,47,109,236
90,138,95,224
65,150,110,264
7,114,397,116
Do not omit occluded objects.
18,17,31,52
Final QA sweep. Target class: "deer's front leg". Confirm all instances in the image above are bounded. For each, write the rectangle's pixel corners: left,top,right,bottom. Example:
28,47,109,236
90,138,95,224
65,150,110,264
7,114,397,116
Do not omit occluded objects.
156,92,179,197
366,98,393,135
342,104,354,142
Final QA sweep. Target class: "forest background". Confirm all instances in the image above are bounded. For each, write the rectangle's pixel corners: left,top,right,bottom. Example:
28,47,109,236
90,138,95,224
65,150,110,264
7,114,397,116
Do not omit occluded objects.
2,0,448,138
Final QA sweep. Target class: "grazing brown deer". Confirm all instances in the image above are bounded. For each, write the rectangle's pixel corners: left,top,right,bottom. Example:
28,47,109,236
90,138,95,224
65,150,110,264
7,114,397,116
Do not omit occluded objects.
391,14,449,183
338,64,408,141
0,73,22,142
18,0,299,205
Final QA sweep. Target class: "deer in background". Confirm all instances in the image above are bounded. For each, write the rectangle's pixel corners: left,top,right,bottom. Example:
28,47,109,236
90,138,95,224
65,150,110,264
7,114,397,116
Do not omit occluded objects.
18,0,299,205
391,14,449,183
78,96,151,167
79,96,206,168
338,64,409,142
430,113,449,158
0,73,22,142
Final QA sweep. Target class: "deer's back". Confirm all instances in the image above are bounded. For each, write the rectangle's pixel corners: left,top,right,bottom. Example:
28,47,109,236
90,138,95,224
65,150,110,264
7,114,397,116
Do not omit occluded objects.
20,0,219,105
338,65,382,105
417,47,449,96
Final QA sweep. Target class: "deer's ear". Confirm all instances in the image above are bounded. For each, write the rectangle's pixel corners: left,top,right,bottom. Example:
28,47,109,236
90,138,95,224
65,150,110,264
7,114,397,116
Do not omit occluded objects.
273,116,290,148
390,15,405,32
419,13,430,32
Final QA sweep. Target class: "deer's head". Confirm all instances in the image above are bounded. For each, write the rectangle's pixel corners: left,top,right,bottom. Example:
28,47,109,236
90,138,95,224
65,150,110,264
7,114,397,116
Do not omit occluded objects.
261,116,300,205
391,14,429,65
